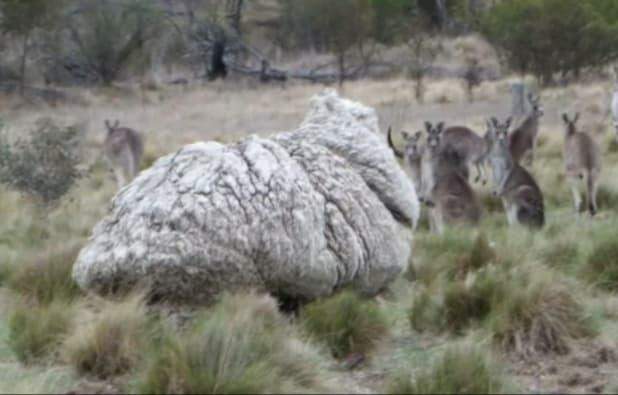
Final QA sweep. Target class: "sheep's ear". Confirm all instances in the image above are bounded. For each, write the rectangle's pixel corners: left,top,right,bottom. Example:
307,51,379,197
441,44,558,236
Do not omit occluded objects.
401,130,411,140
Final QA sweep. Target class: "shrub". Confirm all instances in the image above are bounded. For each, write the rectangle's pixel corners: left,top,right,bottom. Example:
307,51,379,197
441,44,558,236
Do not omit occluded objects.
583,233,618,291
482,0,618,85
301,290,388,358
8,301,74,364
0,118,84,206
62,294,150,379
7,245,81,304
134,292,331,394
387,343,509,394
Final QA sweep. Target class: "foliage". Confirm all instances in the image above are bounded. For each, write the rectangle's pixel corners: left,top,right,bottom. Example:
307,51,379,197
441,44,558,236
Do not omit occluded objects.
301,290,388,358
64,0,163,85
482,0,618,85
0,118,84,206
8,301,74,364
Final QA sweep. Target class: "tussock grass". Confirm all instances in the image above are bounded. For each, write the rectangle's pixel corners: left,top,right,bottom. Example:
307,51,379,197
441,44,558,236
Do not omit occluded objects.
596,185,618,212
387,343,509,394
62,293,150,379
582,230,618,291
8,301,74,364
134,292,332,394
301,290,389,359
539,241,580,270
7,245,81,305
489,268,593,355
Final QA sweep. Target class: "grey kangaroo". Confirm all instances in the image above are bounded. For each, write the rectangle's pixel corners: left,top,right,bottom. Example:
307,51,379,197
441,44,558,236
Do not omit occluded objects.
425,122,488,184
421,124,482,234
561,113,602,216
509,93,544,165
388,127,424,193
486,117,545,228
103,120,144,188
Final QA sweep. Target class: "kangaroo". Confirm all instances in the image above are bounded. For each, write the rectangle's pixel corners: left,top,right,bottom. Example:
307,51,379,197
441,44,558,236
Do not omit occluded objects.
485,117,545,228
387,127,424,192
103,120,144,188
561,113,602,216
422,129,482,234
611,66,618,140
425,122,488,184
508,93,544,165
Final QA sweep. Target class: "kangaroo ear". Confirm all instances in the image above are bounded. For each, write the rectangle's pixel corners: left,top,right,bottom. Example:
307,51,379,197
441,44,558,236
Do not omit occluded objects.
562,113,570,124
414,131,422,140
104,120,111,129
491,117,498,128
114,120,120,128
436,122,445,133
424,121,432,133
573,112,580,123
505,117,513,129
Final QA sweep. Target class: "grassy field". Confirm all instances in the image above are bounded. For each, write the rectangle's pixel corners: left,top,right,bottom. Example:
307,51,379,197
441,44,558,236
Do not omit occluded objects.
2,76,618,393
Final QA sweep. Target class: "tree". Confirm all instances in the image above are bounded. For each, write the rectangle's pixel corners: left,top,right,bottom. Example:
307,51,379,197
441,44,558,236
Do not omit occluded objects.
0,0,59,95
65,0,162,85
482,0,618,85
406,15,438,102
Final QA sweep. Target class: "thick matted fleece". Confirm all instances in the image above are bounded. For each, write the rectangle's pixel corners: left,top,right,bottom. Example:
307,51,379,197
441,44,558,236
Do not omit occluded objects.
73,90,420,303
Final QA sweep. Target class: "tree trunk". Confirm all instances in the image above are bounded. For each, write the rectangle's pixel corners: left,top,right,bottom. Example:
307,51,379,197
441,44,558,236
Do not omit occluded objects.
19,33,30,97
226,0,243,36
337,52,345,87
435,0,450,30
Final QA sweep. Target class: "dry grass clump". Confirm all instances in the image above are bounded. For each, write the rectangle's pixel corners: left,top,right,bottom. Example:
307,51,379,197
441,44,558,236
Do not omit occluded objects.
7,245,81,305
582,229,618,291
539,241,580,270
300,290,389,359
489,268,594,356
8,301,74,364
62,293,150,379
134,292,332,394
387,343,509,394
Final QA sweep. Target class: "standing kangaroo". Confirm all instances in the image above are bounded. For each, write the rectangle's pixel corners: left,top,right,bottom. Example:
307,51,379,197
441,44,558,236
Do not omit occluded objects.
611,66,618,140
422,124,482,233
486,117,545,228
508,93,544,165
103,120,144,188
425,122,488,184
387,127,424,193
561,113,602,216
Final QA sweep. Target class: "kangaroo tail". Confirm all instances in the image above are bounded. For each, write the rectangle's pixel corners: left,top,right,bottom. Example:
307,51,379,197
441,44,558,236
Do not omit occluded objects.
387,127,404,159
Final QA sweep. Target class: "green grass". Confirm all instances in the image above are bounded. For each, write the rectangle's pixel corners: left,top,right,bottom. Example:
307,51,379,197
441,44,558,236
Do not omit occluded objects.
8,300,74,364
7,245,82,305
62,294,150,379
301,290,389,359
133,292,332,394
387,343,510,394
582,231,618,291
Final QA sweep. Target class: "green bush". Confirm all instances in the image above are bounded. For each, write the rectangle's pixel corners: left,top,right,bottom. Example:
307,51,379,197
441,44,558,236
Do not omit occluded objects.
301,290,389,359
7,245,81,304
8,301,73,364
387,343,509,394
134,293,331,394
0,118,84,206
482,0,618,85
